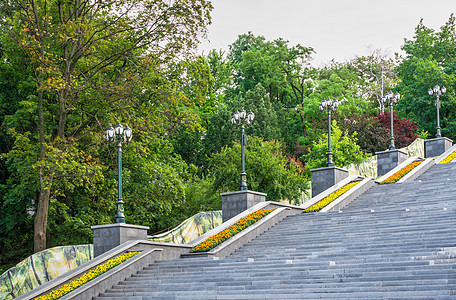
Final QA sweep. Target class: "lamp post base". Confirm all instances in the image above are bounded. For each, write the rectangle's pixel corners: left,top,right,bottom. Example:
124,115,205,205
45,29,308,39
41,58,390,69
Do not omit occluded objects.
310,166,349,197
425,137,453,158
239,172,248,191
115,199,126,224
376,149,407,177
91,223,149,257
221,190,267,222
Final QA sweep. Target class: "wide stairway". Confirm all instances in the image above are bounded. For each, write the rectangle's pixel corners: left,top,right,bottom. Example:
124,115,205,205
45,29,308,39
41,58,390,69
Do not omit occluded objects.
95,162,456,299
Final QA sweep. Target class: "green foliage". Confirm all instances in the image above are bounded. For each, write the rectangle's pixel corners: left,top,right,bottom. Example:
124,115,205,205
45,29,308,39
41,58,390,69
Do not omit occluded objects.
417,130,430,140
3,6,456,275
243,83,282,141
303,121,370,170
397,15,456,140
122,139,190,232
208,136,309,204
338,113,389,154
0,0,214,267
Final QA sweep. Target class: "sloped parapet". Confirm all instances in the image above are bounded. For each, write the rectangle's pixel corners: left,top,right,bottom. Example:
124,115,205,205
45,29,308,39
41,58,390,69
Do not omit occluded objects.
435,144,456,164
0,245,93,300
302,175,375,213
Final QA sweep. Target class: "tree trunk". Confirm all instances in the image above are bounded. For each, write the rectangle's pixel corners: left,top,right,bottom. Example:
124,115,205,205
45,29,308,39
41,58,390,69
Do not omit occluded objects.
301,113,308,138
34,88,53,253
34,179,52,252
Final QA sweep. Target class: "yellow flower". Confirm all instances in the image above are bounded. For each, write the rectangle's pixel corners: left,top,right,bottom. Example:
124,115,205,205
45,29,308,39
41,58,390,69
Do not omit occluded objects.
379,160,423,184
191,209,275,253
438,150,456,164
304,181,360,213
35,251,139,300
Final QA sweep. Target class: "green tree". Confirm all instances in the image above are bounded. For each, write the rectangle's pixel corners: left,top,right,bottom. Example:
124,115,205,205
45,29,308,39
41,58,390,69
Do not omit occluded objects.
396,15,456,140
302,121,369,170
1,0,213,253
208,137,308,204
243,83,281,141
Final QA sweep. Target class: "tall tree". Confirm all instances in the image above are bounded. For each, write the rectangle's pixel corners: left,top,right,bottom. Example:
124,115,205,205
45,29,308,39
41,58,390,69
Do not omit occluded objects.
347,49,399,112
396,15,456,140
1,0,212,252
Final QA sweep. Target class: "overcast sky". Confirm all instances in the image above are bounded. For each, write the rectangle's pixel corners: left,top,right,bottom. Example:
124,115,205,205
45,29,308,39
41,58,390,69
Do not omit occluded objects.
198,0,456,66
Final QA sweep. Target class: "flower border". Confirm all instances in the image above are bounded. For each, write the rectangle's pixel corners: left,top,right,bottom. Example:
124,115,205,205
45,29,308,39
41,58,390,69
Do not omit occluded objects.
304,181,360,213
35,251,140,300
379,160,423,184
438,150,456,164
191,208,275,253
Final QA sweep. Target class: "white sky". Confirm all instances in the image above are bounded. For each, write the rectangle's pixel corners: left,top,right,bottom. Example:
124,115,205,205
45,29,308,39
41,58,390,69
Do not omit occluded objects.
198,0,456,66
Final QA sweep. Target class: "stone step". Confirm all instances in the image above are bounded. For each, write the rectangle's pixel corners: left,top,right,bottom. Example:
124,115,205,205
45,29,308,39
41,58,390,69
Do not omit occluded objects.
95,288,454,300
93,160,456,299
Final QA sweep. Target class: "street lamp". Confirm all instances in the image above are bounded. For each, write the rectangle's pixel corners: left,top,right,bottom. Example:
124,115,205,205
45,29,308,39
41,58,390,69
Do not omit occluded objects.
381,92,400,150
105,123,133,223
231,109,255,190
428,85,446,138
319,98,339,167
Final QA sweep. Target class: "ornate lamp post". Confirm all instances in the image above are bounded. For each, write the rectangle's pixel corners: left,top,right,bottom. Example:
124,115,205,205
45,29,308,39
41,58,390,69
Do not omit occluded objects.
381,92,400,150
428,85,446,138
319,98,339,167
105,124,133,223
231,109,255,191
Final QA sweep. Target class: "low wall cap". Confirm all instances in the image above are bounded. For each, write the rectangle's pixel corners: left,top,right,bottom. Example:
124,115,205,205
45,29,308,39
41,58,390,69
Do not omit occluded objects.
425,137,453,143
91,223,150,230
220,190,267,197
310,166,349,172
375,149,407,155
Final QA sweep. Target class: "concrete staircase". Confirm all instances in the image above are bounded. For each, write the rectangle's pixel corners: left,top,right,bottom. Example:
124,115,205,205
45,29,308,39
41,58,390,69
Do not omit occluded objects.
94,162,456,299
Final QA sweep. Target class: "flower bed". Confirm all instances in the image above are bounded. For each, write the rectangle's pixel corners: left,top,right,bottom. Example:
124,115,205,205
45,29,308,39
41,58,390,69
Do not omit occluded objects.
191,208,275,253
379,160,423,184
35,251,140,300
438,150,456,164
304,181,360,213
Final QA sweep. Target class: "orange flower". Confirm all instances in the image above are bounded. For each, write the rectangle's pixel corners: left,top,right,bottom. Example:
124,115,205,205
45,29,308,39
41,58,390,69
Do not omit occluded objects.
191,209,275,253
380,160,423,184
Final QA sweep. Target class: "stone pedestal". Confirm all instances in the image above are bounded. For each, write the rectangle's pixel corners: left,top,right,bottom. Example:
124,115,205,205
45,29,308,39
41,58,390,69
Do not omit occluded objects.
221,190,267,223
376,149,408,177
425,137,453,158
91,223,149,257
310,166,349,197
